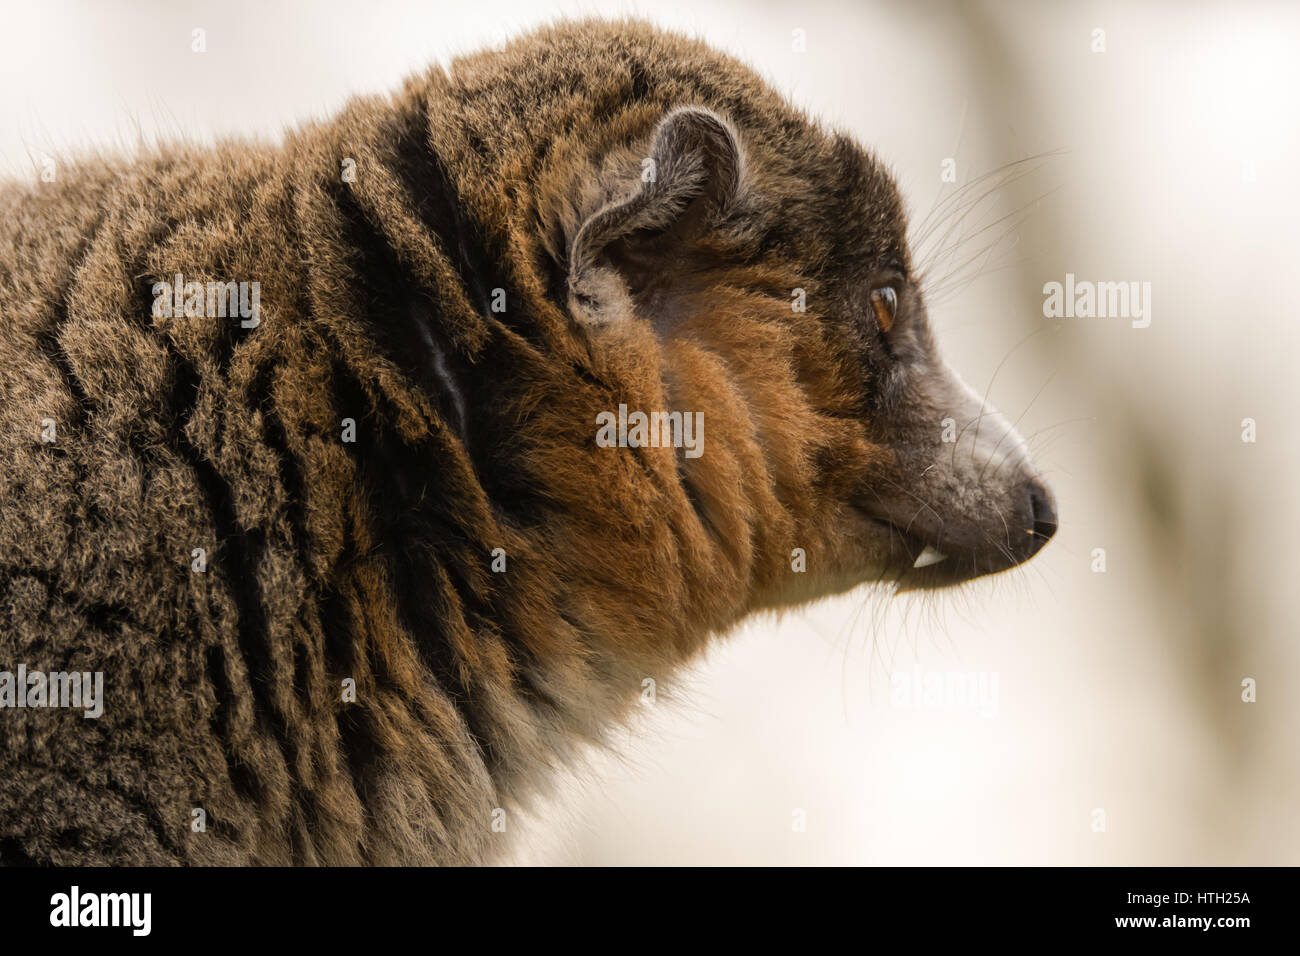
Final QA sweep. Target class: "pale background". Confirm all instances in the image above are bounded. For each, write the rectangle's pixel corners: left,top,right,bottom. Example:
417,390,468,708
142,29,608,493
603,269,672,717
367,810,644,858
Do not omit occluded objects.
3,0,1296,864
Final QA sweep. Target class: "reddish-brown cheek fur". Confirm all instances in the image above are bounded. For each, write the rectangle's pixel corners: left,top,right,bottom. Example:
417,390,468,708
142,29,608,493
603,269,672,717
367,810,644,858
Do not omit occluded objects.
568,263,891,639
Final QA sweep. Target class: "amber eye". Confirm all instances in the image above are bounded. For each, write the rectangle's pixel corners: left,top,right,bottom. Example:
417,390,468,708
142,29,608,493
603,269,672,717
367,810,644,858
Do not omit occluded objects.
869,285,898,333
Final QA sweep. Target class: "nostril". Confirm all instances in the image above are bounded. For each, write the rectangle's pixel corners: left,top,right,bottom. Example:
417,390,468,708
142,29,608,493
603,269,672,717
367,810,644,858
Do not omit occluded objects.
1028,485,1058,553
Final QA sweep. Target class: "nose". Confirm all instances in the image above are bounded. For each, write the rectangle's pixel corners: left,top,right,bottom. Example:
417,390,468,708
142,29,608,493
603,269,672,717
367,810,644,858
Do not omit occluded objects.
1026,482,1058,557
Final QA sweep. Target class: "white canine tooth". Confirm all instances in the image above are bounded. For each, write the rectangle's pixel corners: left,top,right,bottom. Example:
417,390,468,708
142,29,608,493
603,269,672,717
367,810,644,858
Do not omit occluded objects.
912,546,948,569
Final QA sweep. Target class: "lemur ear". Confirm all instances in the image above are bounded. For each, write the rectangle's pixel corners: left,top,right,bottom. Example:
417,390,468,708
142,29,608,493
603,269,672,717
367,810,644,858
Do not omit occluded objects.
568,107,743,327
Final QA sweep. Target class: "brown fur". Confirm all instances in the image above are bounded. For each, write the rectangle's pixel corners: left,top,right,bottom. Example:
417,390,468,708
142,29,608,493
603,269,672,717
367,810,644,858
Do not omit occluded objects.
0,18,1052,865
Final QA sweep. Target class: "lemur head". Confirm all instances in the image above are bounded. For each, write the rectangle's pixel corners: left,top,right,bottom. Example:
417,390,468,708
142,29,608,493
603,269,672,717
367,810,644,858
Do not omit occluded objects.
438,20,1056,643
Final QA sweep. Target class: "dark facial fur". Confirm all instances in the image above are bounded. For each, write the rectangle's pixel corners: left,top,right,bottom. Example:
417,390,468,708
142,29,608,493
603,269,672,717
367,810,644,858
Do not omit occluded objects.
0,18,1055,865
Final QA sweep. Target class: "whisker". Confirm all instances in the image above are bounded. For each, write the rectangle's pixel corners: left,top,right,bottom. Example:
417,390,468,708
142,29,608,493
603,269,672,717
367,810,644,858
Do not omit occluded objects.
981,370,1057,484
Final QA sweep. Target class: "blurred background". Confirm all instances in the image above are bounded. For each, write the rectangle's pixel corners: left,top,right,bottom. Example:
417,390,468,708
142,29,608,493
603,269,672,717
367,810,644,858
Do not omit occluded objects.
3,0,1296,864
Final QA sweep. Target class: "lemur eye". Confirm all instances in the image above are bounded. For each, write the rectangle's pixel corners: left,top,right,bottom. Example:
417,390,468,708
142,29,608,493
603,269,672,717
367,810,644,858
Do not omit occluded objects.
869,285,898,333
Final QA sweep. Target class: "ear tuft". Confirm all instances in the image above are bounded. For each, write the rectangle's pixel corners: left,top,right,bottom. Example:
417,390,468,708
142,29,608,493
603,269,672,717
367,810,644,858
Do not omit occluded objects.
568,107,744,327
645,107,743,218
